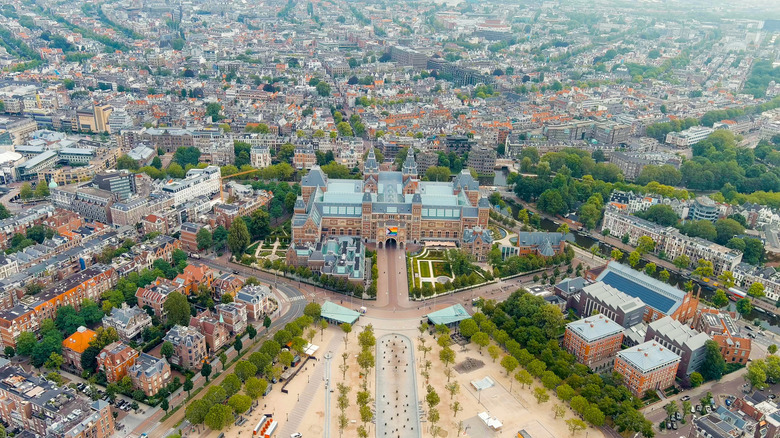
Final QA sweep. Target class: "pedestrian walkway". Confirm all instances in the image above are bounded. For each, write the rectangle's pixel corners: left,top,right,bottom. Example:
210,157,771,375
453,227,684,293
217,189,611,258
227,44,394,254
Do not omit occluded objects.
278,333,342,437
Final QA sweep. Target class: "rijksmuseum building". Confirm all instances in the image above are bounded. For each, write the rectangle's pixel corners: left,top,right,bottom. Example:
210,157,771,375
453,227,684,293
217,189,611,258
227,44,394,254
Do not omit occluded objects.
289,149,493,258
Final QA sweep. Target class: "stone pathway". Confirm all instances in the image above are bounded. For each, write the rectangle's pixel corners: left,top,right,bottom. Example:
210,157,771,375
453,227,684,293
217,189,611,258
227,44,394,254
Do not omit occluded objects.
277,333,342,437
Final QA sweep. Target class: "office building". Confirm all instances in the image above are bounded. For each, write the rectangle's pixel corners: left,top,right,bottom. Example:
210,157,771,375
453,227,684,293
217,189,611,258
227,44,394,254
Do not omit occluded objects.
563,314,624,370
646,316,710,379
614,341,681,397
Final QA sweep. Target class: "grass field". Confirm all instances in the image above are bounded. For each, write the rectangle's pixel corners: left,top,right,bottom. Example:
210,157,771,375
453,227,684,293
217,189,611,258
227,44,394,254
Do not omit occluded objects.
419,261,432,277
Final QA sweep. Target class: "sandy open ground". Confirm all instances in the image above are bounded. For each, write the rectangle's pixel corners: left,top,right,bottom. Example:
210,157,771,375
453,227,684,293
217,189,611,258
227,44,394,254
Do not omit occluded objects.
197,316,604,438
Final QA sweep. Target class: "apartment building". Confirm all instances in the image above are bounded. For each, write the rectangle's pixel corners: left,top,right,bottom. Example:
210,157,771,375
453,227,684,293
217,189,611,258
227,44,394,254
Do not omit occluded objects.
467,146,497,176
563,314,624,370
62,326,97,373
602,211,742,276
102,304,152,343
665,126,714,147
235,284,274,319
135,278,182,322
646,316,710,379
293,146,316,170
250,145,272,168
163,325,207,370
0,364,115,437
216,301,247,331
0,264,117,347
694,309,752,365
128,353,171,397
212,273,245,300
161,166,220,206
180,222,203,253
96,341,140,383
614,341,681,397
189,311,230,352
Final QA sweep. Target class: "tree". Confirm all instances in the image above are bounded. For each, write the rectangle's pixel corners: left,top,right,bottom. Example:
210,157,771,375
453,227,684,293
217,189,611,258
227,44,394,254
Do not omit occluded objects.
533,387,550,404
566,418,587,436
644,262,657,276
228,217,250,255
700,340,726,381
234,337,243,354
501,355,519,376
440,346,456,368
611,249,623,261
456,319,477,339
247,325,257,340
45,352,63,370
554,404,567,419
235,360,257,381
471,332,490,354
185,399,210,425
637,236,655,254
693,260,714,278
266,316,274,332
748,282,766,298
737,298,753,317
245,377,268,400
196,228,213,251
689,372,704,388
228,394,252,414
487,344,501,363
222,373,242,399
746,361,767,389
201,363,212,382
19,183,33,200
161,399,169,413
34,182,49,198
163,292,191,327
556,383,576,401
426,385,440,410
315,81,331,96
304,302,321,319
770,345,778,355
515,369,533,389
713,290,730,308
340,322,352,345
204,404,234,430
673,254,690,269
628,251,641,268
183,378,193,397
160,341,174,361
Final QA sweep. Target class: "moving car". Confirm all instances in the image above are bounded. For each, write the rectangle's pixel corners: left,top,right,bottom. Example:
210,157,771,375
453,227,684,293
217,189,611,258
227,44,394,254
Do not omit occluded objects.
291,434,303,438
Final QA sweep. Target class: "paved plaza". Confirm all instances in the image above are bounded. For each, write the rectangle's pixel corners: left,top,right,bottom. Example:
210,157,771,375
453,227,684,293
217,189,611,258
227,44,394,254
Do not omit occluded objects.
376,333,422,438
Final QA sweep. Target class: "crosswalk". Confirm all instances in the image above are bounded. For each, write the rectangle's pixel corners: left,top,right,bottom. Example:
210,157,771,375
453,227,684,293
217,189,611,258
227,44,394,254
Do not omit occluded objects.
279,295,306,304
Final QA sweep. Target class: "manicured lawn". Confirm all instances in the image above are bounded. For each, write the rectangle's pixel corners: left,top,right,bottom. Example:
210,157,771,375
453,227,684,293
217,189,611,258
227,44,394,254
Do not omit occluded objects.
419,261,432,278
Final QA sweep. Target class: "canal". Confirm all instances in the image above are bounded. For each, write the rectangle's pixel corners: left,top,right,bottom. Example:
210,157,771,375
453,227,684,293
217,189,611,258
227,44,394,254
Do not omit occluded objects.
504,200,780,327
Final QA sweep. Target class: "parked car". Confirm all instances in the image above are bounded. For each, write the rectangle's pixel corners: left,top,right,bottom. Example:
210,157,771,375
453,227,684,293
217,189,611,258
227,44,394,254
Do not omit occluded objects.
680,395,690,401
666,421,672,430
675,412,681,420
690,405,696,413
671,422,678,430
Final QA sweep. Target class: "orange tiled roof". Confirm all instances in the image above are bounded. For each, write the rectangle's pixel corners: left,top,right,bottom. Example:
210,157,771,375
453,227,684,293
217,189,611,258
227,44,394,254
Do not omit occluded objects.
63,328,97,354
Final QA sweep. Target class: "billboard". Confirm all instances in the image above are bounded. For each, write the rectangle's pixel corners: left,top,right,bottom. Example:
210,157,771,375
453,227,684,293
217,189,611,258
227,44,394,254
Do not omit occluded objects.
386,226,398,236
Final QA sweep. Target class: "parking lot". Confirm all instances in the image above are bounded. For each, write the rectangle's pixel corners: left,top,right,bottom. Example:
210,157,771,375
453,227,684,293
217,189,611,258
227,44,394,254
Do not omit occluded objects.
72,380,152,433
642,370,770,437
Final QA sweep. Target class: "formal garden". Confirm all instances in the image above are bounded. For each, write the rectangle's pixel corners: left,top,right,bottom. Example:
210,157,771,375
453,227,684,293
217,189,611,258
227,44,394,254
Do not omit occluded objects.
408,248,493,298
